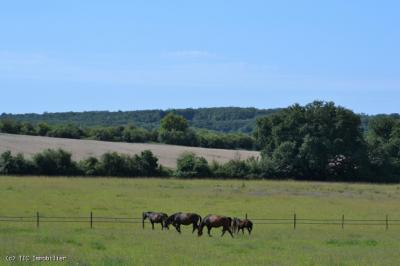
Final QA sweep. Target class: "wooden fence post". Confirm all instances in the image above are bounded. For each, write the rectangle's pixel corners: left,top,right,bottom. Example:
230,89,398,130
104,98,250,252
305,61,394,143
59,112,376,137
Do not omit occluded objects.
245,213,248,219
386,215,388,231
36,212,39,228
342,214,344,230
90,212,93,229
294,213,296,230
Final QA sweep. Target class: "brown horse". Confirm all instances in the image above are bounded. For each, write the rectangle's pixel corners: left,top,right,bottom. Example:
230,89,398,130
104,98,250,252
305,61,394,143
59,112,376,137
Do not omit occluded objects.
142,211,168,230
232,217,253,235
198,215,233,237
165,212,202,233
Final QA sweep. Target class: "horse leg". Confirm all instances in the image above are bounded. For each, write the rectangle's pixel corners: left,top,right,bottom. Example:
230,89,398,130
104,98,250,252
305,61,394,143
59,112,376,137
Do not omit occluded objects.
221,229,226,237
242,228,244,234
207,226,212,237
174,224,179,233
247,227,252,235
151,222,154,230
192,223,197,233
228,228,234,238
177,224,182,234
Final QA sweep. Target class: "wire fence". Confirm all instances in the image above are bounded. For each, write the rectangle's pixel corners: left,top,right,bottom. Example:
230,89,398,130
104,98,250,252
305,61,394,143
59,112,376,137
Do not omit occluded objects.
1,212,399,230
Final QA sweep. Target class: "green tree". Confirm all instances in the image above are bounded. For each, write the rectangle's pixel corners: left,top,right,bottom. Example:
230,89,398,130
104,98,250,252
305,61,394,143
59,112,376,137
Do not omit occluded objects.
37,122,51,136
160,113,188,132
255,101,366,180
0,119,21,134
366,116,400,181
158,113,198,146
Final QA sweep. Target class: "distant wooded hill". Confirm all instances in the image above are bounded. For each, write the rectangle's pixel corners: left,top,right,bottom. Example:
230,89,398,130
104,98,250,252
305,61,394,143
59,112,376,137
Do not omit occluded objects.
1,107,398,133
0,107,281,133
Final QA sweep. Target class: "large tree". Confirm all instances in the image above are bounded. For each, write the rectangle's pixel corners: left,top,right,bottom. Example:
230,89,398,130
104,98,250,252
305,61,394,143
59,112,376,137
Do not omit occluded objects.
160,113,189,132
158,113,197,146
366,115,400,181
255,101,367,180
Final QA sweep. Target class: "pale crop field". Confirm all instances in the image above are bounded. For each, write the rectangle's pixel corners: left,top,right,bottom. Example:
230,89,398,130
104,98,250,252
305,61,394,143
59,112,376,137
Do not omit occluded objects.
0,133,259,168
0,176,399,265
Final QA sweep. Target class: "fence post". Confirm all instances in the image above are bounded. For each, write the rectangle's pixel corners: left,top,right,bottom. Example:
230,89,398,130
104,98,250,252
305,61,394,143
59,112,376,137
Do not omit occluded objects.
36,212,39,228
386,215,388,231
245,213,248,219
294,213,296,230
90,212,93,229
342,214,344,230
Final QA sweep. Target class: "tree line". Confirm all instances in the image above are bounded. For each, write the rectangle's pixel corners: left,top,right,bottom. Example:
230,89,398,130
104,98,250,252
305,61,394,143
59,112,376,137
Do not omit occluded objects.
0,149,166,177
2,107,395,133
0,114,257,150
0,107,280,133
1,101,399,182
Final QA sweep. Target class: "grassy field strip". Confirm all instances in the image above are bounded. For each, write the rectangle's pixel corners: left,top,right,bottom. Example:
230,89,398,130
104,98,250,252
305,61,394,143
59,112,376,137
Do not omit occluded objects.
1,177,400,265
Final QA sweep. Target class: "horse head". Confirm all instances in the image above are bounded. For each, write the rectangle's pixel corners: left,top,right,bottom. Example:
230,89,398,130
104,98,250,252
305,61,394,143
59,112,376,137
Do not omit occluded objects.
165,214,177,229
142,212,150,229
197,220,205,237
197,226,203,236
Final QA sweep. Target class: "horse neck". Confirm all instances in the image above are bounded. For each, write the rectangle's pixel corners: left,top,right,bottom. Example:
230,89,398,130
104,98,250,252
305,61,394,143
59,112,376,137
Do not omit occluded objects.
199,220,206,230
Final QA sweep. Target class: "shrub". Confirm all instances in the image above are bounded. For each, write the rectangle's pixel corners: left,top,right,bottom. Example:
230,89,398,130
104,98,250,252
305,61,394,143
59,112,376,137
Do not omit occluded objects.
0,119,21,134
78,156,101,176
98,152,135,177
48,124,85,139
136,150,159,176
33,149,80,175
215,159,251,179
0,151,35,175
96,150,159,177
176,152,210,178
158,129,198,146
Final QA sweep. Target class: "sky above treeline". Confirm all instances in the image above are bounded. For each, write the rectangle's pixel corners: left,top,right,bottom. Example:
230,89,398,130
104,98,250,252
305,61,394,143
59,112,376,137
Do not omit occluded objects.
1,1,399,114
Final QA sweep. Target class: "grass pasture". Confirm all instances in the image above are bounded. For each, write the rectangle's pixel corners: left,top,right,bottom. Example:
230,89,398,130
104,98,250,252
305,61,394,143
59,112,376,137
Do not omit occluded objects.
0,176,400,265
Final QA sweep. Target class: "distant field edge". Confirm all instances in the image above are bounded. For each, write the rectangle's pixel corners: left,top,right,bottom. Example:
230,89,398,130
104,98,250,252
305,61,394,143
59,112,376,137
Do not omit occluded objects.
0,133,260,169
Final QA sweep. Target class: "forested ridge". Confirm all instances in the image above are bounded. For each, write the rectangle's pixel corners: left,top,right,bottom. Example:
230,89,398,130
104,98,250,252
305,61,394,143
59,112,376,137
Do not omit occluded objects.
0,107,281,133
1,107,398,133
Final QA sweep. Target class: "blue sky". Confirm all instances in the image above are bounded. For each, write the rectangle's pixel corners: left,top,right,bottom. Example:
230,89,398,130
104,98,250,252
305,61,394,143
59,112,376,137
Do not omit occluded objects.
1,1,399,114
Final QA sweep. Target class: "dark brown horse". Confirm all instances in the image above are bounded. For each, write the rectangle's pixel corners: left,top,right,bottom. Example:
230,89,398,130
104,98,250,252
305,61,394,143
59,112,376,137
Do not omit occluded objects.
142,211,168,230
165,212,202,233
198,215,233,237
232,217,253,235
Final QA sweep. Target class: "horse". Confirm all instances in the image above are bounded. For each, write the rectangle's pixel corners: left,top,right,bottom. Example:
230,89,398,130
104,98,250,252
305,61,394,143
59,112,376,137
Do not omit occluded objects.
165,212,202,233
232,217,253,235
198,215,233,237
142,211,168,230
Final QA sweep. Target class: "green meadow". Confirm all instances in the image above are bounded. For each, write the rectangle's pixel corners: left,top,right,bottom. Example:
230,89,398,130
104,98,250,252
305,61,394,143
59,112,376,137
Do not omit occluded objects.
1,176,399,266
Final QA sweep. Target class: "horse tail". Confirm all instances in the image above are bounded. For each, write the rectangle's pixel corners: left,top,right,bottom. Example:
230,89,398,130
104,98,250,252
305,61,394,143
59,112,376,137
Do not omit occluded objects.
227,217,233,229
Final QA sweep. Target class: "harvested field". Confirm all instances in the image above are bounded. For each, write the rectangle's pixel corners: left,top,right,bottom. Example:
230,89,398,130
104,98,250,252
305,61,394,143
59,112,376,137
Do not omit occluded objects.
0,133,259,168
